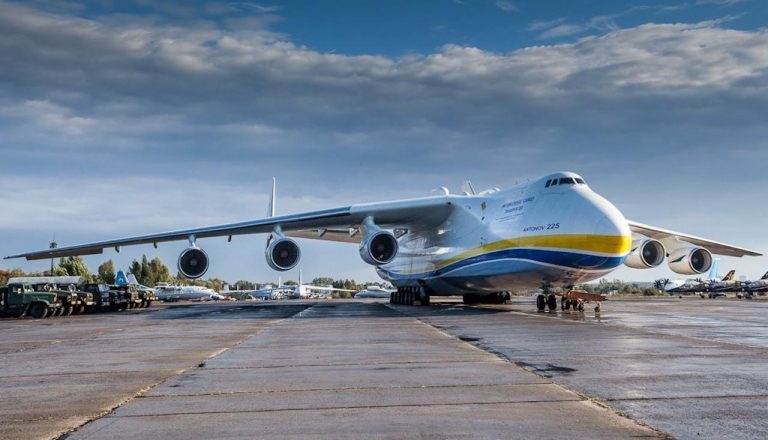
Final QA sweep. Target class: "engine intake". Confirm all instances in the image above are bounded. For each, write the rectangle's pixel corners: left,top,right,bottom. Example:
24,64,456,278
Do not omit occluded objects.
668,247,713,275
359,230,398,265
178,247,209,279
624,239,665,269
266,238,300,271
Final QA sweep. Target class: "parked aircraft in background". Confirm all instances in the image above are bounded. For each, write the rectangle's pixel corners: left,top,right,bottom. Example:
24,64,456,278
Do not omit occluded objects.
743,271,768,294
7,172,761,312
355,285,396,299
153,283,219,301
663,259,721,294
708,270,739,292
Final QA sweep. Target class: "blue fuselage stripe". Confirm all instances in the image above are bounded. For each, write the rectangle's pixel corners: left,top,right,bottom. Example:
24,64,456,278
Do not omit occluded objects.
383,248,626,279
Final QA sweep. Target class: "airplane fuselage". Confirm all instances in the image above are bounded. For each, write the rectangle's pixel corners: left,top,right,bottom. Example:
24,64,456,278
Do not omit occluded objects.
377,172,632,296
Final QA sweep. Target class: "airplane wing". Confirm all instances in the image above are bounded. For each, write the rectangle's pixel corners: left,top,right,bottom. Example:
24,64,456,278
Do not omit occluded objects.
5,196,454,261
301,285,357,292
627,220,762,257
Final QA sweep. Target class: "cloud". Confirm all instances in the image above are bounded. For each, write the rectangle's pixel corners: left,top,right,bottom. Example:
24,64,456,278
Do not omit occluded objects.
696,0,746,5
494,1,517,13
539,23,585,39
1,1,767,280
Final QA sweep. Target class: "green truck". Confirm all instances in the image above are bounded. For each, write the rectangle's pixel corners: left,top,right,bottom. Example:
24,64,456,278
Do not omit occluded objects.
0,283,61,318
31,283,82,317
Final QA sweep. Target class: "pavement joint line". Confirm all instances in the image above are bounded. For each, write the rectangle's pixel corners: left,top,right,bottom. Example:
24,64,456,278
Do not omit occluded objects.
606,394,768,402
142,382,554,398
388,303,674,440
197,359,498,370
56,305,314,440
0,368,183,380
105,398,589,419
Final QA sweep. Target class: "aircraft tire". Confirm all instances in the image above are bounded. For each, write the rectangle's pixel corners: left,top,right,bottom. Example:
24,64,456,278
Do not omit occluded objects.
536,295,546,312
547,294,557,311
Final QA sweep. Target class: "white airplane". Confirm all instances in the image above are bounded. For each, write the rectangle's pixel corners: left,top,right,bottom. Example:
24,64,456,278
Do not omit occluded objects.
152,283,219,301
6,172,761,311
355,285,396,299
662,258,720,294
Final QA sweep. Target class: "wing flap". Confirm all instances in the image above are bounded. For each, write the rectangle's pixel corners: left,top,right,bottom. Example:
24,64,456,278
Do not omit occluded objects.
627,220,761,257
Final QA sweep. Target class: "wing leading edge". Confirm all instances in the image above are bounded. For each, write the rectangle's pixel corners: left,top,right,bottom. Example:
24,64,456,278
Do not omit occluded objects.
5,196,454,261
627,220,762,257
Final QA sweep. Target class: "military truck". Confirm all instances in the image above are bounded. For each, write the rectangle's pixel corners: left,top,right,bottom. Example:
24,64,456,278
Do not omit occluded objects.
31,283,81,317
136,286,156,308
0,283,61,319
111,285,142,309
53,283,94,314
81,283,127,311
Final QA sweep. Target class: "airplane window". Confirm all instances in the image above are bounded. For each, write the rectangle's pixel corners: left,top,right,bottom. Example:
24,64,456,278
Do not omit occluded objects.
575,178,585,184
558,178,570,185
545,179,552,187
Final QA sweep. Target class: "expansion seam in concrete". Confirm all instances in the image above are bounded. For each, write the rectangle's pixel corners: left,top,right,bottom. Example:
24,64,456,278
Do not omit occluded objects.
195,359,498,371
387,303,674,439
607,394,768,402
106,398,587,418
144,382,553,398
57,305,313,440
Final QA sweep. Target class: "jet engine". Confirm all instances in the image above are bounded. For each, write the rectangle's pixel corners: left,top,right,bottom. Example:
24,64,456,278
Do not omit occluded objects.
178,247,209,279
359,229,399,266
668,247,713,275
266,237,300,271
624,239,665,269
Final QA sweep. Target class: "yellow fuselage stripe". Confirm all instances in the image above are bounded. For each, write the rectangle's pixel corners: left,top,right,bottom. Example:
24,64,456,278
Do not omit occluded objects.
434,234,632,271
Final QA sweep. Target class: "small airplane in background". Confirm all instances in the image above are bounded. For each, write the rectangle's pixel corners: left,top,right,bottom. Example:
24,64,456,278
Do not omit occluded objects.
708,270,739,292
662,259,721,294
355,285,396,299
743,271,768,294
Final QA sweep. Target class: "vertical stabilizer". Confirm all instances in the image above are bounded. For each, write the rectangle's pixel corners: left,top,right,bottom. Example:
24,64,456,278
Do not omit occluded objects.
723,270,735,282
708,258,720,281
267,177,276,218
761,271,768,280
299,269,303,286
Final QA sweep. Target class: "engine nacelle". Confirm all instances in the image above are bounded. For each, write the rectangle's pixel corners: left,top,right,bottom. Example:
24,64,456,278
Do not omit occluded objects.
624,239,665,269
178,247,209,279
668,247,713,275
359,230,399,266
266,237,300,271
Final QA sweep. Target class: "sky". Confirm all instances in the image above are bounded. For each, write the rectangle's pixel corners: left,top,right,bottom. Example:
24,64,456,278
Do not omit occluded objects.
1,0,767,285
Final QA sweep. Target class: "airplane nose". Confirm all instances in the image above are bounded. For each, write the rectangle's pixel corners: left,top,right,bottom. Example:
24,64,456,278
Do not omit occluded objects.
581,191,632,256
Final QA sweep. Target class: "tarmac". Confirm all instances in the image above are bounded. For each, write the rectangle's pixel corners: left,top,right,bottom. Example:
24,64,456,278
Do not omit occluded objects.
2,296,767,439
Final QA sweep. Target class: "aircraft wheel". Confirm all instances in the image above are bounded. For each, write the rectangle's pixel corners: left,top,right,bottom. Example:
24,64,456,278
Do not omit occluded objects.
578,302,585,312
421,294,430,306
52,307,63,317
547,294,557,311
536,295,546,312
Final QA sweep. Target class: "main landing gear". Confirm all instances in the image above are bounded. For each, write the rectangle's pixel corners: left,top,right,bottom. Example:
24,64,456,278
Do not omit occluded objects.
390,286,430,306
463,292,511,305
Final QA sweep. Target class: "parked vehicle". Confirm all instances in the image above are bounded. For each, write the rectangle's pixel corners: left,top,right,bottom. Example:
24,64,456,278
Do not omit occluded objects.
0,283,61,318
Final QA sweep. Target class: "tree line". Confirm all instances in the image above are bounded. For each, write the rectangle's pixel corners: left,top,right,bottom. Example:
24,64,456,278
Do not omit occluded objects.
1,255,392,293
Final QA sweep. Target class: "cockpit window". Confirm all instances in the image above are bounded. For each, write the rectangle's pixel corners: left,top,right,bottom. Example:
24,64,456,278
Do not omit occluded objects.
545,179,552,187
559,177,576,185
575,178,585,184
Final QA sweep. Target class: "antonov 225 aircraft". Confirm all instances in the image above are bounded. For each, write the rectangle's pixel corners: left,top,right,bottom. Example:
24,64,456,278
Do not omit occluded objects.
5,172,761,311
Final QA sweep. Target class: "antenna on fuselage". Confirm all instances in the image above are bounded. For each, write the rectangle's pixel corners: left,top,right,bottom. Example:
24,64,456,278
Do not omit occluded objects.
461,180,476,196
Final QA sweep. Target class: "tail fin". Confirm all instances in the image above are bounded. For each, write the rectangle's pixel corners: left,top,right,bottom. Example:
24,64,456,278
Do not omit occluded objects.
708,258,720,281
267,177,276,218
299,269,303,286
722,270,735,281
761,271,768,280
